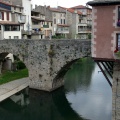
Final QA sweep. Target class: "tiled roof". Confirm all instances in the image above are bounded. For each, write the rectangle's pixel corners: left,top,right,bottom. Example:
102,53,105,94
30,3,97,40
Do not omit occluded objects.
59,6,82,15
49,7,66,13
0,21,20,25
71,5,87,9
57,24,70,27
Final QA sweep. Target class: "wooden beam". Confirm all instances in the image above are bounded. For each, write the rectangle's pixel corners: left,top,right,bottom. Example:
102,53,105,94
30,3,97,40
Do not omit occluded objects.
101,62,113,78
96,62,112,87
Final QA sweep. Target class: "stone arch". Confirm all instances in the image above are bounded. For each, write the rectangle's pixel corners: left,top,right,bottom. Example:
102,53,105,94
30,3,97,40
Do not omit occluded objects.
52,58,80,89
0,52,29,77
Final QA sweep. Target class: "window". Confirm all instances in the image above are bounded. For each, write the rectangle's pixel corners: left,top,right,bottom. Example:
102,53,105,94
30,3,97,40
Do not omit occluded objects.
54,19,56,24
6,12,9,20
14,36,19,39
9,36,11,39
117,34,120,50
51,23,52,26
2,12,4,20
61,19,62,24
0,12,2,19
64,19,65,24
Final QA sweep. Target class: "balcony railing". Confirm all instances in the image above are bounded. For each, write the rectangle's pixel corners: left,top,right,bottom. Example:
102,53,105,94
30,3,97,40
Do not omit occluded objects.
21,30,32,35
43,25,49,28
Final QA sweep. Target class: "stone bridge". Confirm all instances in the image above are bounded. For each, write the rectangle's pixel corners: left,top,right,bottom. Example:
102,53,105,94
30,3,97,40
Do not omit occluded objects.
0,39,91,91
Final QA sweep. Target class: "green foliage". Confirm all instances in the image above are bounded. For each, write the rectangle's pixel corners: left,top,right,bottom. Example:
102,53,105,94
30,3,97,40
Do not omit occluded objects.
52,35,65,39
17,61,26,70
0,69,28,85
88,33,91,39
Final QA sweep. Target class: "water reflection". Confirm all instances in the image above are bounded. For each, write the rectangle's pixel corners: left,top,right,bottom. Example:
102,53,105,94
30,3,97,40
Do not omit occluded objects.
0,58,112,120
64,58,112,120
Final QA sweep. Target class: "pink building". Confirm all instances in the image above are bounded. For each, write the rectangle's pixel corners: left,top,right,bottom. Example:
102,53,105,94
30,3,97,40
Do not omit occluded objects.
87,0,120,87
88,0,120,60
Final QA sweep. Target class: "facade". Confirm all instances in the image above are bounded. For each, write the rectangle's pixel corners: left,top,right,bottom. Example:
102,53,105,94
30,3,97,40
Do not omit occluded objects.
6,0,32,39
87,1,120,119
48,7,70,38
31,10,52,39
0,1,21,39
88,0,120,59
71,5,92,39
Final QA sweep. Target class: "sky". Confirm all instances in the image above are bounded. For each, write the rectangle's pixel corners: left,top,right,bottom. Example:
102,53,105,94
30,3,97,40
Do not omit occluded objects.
31,0,90,8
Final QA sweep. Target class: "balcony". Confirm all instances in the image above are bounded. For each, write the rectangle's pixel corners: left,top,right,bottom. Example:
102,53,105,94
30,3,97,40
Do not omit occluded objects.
78,29,91,34
21,30,32,35
43,25,49,28
56,29,69,34
32,30,44,35
32,24,43,29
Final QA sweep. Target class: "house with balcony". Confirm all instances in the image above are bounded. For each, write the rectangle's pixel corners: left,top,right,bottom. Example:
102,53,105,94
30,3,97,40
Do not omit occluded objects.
71,5,92,39
0,1,21,39
59,6,84,39
7,0,32,39
31,10,45,39
48,7,70,38
32,5,53,39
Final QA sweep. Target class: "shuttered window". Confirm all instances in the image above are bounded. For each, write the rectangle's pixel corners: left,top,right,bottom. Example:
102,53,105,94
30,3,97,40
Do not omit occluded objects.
2,12,4,20
6,12,9,20
116,34,120,50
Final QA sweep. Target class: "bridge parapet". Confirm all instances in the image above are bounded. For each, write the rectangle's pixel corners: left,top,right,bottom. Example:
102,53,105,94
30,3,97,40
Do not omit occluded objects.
0,39,91,91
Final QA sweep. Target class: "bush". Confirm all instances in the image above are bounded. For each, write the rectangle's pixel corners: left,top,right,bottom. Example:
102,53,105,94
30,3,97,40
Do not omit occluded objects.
17,61,26,70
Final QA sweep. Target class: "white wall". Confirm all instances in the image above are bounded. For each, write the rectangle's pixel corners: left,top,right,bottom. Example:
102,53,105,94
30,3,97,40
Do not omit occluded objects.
22,0,31,31
4,31,21,39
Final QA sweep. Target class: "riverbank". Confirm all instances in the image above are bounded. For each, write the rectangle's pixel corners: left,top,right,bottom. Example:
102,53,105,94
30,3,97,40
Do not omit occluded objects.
0,69,28,85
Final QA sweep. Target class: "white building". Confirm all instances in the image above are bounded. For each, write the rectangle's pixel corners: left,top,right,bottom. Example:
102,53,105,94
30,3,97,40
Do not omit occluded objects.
0,1,21,39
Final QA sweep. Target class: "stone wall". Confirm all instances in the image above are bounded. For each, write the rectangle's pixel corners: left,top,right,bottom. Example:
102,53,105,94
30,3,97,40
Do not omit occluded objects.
0,39,91,91
112,62,120,120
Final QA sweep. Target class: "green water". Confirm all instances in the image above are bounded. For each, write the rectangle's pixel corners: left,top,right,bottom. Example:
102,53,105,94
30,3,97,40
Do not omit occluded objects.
0,58,112,120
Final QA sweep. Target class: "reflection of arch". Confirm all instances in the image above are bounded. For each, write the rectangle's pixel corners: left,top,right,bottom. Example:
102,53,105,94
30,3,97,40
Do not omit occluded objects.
52,59,80,88
52,87,87,120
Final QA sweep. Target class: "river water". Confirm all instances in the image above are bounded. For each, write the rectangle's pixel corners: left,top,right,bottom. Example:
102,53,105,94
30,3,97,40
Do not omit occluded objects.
0,58,112,120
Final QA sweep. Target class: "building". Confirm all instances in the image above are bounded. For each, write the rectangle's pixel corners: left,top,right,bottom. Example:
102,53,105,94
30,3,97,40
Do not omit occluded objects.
34,5,70,39
0,1,21,39
48,7,70,38
87,0,120,59
70,5,92,39
31,9,52,39
87,1,120,119
6,0,32,39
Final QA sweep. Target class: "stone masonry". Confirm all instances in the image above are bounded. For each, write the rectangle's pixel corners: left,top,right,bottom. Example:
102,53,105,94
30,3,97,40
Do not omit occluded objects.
113,62,120,120
0,39,91,91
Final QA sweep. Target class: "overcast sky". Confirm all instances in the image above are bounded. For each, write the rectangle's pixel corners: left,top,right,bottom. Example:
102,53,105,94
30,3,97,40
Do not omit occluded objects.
31,0,90,8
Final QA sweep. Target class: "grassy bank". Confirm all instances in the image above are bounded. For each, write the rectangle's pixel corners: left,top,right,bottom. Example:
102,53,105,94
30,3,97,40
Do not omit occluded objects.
0,69,28,85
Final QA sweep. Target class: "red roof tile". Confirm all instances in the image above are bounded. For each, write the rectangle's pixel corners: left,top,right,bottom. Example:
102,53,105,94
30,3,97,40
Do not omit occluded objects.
49,7,65,13
71,5,87,9
59,6,82,15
